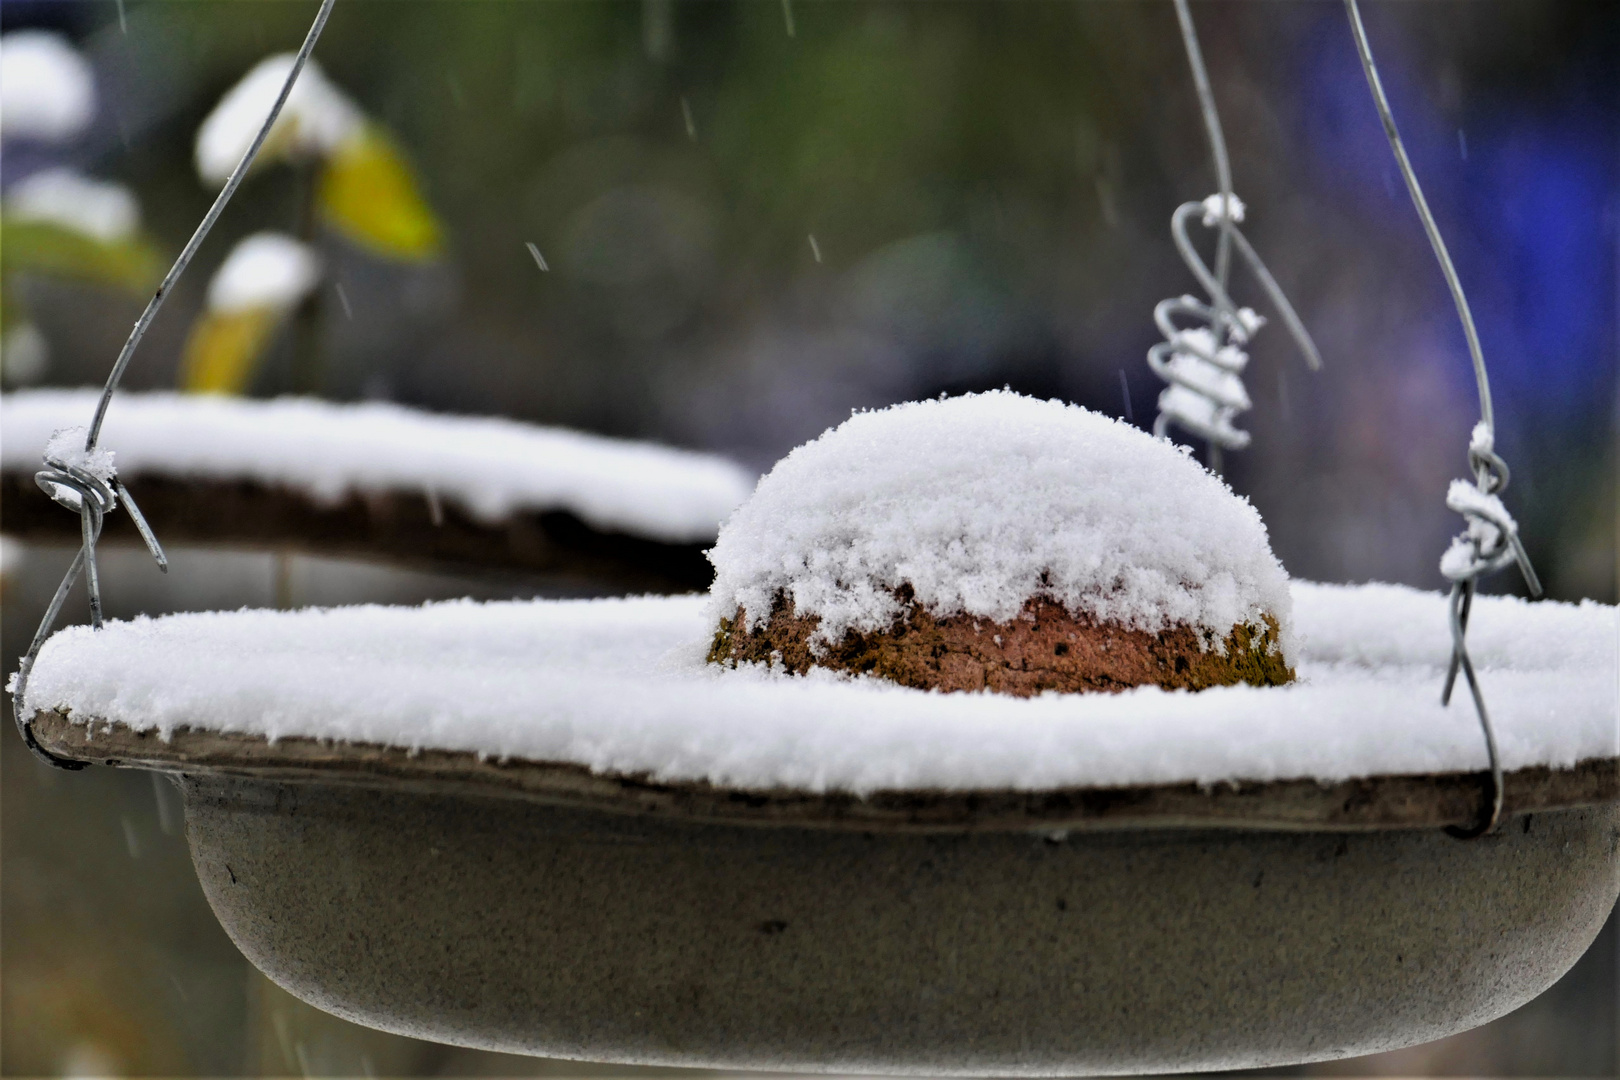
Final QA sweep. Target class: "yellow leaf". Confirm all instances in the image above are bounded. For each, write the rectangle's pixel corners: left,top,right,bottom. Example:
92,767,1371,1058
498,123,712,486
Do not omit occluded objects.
0,218,163,292
317,126,442,261
179,307,281,394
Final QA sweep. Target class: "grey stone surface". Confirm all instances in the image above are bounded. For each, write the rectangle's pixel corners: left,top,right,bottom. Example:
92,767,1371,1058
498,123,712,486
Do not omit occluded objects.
179,773,1620,1075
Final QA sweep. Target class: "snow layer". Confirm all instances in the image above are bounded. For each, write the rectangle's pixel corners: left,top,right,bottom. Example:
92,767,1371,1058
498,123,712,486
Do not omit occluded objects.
36,426,115,511
195,54,363,185
1200,192,1247,226
709,392,1294,655
20,582,1615,793
207,232,321,313
42,425,114,479
2,390,753,543
4,168,139,243
0,31,95,142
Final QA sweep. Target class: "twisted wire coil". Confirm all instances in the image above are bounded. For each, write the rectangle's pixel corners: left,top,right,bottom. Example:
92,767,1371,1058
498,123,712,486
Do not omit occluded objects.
11,451,167,769
1149,196,1322,459
1436,425,1542,838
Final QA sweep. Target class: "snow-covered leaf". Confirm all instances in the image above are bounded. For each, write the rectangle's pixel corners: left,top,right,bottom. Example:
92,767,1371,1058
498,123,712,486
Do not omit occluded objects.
0,31,95,142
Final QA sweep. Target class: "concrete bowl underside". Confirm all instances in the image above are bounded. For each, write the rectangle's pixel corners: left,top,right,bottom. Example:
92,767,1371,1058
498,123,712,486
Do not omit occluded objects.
182,775,1619,1075
35,715,1620,1075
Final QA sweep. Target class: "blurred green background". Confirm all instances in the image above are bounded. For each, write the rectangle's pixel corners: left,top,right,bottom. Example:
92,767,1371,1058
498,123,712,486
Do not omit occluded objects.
2,0,1615,1075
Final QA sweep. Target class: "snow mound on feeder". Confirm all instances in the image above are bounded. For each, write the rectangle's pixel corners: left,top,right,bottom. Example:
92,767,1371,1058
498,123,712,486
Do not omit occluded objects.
708,390,1294,657
1,390,753,544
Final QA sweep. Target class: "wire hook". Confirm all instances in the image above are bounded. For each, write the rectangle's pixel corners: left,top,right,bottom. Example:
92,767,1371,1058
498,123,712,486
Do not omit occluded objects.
8,0,338,769
1149,0,1322,470
1345,0,1542,838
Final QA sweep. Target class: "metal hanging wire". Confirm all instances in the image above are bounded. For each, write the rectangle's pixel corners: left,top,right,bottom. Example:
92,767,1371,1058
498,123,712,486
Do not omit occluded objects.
8,0,339,770
1149,0,1323,473
1345,0,1543,838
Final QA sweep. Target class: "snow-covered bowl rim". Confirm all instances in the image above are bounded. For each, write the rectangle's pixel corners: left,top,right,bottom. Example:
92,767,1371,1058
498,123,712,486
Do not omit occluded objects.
21,580,1618,833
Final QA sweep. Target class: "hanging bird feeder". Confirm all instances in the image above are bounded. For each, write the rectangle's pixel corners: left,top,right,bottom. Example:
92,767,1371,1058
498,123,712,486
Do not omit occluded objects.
12,0,1617,1075
19,575,1619,1074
